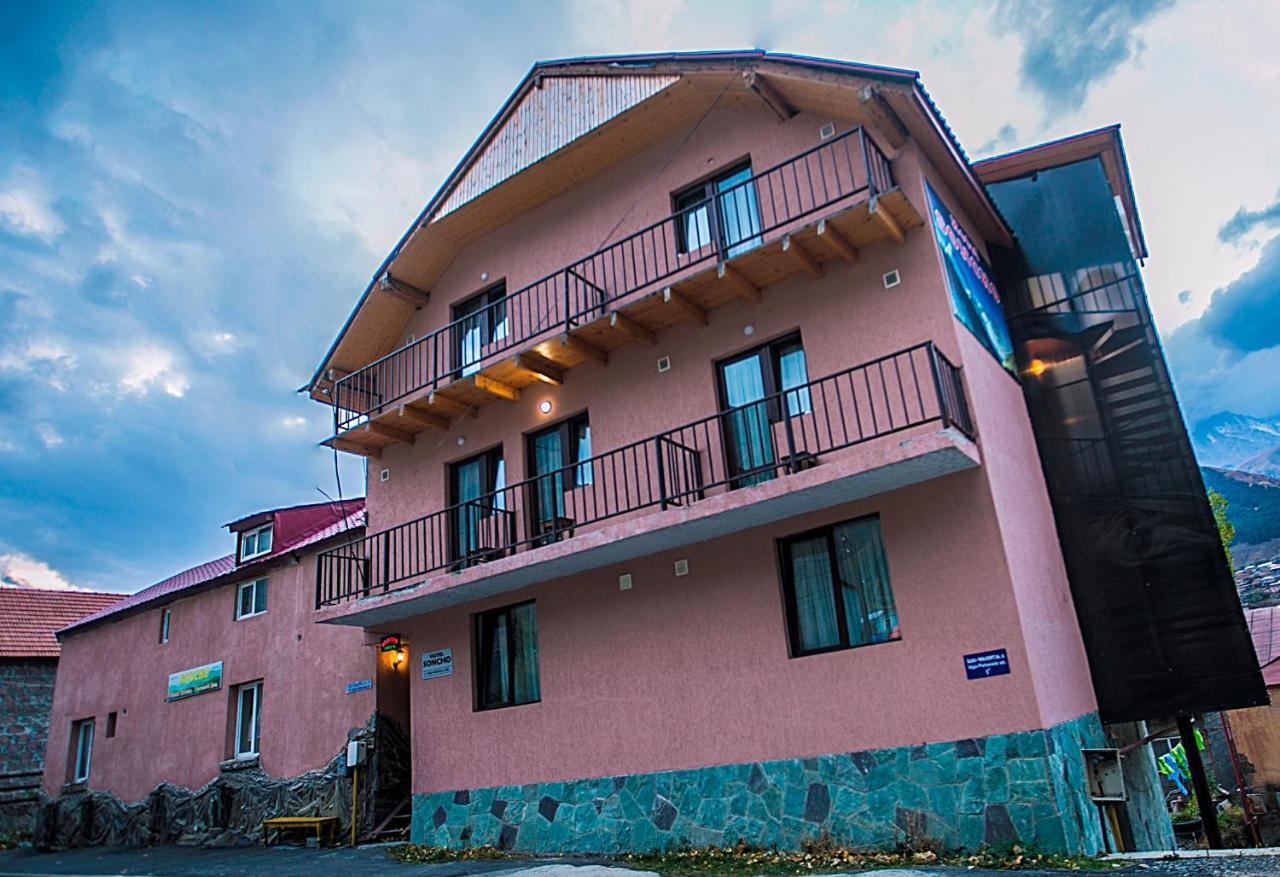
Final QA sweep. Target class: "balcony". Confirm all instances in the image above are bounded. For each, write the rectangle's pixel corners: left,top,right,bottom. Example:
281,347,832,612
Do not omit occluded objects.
323,127,923,456
316,343,977,623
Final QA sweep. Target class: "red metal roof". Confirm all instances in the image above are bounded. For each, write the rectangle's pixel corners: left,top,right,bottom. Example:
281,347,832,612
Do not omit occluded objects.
1247,606,1280,687
0,589,125,658
61,499,365,636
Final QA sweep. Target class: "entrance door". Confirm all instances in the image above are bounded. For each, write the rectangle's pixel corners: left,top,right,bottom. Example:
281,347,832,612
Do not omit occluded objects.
674,162,763,259
526,414,592,545
449,447,506,566
716,334,811,488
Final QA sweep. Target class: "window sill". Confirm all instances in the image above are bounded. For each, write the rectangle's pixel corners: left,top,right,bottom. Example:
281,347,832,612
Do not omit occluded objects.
219,755,260,772
234,610,266,621
61,781,88,794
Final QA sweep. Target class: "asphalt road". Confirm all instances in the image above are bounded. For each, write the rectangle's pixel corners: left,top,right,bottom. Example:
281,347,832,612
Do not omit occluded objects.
1,847,1279,877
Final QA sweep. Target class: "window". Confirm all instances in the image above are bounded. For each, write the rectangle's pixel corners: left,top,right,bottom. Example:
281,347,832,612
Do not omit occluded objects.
778,515,900,657
449,447,508,565
672,162,763,258
526,414,592,543
452,282,509,377
233,682,263,758
240,523,273,561
716,334,812,486
235,577,268,619
474,601,541,711
106,711,117,738
159,608,171,643
71,718,94,783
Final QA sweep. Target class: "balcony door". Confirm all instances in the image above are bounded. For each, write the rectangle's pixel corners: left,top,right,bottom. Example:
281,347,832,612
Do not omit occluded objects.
452,282,508,378
716,334,811,488
449,446,507,566
674,162,763,259
526,414,592,545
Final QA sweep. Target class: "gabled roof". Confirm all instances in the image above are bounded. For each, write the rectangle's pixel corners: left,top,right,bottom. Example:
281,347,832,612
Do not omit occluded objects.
1247,605,1280,687
972,124,1148,261
0,589,124,658
306,49,1013,397
61,499,365,637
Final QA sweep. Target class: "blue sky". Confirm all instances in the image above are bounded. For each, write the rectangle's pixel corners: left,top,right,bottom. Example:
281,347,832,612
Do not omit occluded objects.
2,0,1278,592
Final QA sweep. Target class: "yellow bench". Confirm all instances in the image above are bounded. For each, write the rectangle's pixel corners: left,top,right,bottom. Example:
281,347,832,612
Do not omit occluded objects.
261,815,339,847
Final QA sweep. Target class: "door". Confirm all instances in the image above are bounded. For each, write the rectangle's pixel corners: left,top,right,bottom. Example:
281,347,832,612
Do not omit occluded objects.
674,162,763,260
449,447,506,565
452,283,508,378
526,414,592,545
716,335,811,488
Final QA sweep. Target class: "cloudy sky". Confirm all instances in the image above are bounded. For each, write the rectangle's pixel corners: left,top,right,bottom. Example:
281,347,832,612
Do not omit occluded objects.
1,0,1277,593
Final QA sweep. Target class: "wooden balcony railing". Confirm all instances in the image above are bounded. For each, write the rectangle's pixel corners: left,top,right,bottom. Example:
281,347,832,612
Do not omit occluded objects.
317,342,972,608
332,127,894,433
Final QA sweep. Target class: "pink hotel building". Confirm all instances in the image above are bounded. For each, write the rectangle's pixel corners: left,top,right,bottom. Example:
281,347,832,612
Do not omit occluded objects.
41,51,1265,854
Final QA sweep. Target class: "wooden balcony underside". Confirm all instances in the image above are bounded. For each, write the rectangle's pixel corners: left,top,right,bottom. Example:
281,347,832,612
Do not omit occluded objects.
324,189,922,457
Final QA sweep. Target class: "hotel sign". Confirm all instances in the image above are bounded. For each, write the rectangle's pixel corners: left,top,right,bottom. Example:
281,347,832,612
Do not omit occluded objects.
166,661,223,701
421,648,453,680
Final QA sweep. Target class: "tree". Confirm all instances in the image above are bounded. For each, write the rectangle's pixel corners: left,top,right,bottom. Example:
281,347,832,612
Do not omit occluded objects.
1210,488,1236,570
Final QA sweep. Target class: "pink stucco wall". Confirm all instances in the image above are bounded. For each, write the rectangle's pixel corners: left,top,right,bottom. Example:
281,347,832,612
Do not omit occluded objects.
42,550,375,802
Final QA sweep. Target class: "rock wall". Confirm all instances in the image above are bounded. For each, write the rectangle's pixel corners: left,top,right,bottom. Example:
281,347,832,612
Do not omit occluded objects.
34,712,409,849
0,658,58,840
413,712,1123,854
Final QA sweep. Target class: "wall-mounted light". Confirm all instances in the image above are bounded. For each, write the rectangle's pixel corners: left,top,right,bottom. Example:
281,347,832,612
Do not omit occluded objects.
456,436,466,447
743,324,755,337
392,646,405,668
481,272,490,282
1027,358,1048,377
539,399,553,415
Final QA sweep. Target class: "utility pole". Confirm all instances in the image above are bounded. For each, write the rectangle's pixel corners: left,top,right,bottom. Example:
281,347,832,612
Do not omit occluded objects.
1177,715,1223,849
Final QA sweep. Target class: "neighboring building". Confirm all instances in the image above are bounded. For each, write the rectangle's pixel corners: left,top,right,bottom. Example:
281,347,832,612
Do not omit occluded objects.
0,589,122,838
37,499,399,847
1231,607,1280,790
1238,561,1280,608
295,52,1259,854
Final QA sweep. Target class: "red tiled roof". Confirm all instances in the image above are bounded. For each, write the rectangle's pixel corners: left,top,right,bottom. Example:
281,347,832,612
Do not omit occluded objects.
1247,606,1280,687
60,499,365,636
0,589,125,658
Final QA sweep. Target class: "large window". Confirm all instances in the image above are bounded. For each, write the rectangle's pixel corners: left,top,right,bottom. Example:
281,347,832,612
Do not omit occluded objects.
71,718,94,784
234,681,262,758
474,601,541,711
526,414,592,544
672,161,763,258
449,447,508,566
235,577,268,620
452,282,509,377
778,515,900,657
240,523,273,561
716,333,812,487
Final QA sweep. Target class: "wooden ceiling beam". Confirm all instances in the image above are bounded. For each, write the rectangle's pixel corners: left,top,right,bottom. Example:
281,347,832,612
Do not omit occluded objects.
364,421,415,445
329,438,381,459
718,262,762,304
663,286,708,326
427,392,469,416
782,234,822,278
378,273,431,307
817,219,859,263
395,406,449,431
559,332,608,365
743,72,795,122
609,311,656,346
513,354,565,385
857,85,909,149
474,374,521,402
871,200,907,246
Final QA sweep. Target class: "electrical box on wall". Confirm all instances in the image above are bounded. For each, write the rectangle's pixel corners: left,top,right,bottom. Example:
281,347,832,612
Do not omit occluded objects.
1082,748,1126,802
346,739,367,771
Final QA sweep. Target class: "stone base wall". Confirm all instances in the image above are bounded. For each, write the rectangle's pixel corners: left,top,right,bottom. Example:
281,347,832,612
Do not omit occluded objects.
0,658,58,841
412,712,1123,854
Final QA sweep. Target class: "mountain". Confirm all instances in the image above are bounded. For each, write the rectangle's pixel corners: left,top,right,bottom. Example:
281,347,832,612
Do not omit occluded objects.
1201,466,1280,567
1192,412,1280,477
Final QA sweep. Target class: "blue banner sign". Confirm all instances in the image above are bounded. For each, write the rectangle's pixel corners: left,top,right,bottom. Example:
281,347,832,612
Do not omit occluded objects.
421,648,453,680
964,648,1011,680
345,678,373,694
925,182,1017,377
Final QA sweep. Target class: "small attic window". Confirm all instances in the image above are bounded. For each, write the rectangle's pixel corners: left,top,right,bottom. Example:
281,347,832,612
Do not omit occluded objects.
240,523,273,562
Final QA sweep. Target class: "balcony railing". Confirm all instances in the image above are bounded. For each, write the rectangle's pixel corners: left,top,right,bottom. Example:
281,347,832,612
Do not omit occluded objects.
317,342,972,607
332,127,893,433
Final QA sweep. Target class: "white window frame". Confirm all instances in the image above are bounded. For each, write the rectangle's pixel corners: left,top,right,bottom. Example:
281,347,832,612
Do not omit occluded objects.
72,718,94,783
234,682,262,759
160,608,171,643
239,523,273,561
235,577,268,620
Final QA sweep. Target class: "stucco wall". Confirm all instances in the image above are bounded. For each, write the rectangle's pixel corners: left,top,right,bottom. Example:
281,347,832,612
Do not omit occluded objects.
1231,693,1280,790
42,551,375,802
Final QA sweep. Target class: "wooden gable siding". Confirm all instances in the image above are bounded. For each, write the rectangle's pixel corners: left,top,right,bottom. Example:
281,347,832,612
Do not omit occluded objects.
432,74,680,221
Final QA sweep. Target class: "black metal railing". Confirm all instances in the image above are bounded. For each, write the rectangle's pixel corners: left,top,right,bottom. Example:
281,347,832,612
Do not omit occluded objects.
317,342,972,607
332,128,893,432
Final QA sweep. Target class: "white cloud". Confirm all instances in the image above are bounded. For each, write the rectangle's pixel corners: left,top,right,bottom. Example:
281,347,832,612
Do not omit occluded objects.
0,168,64,243
280,415,308,430
0,337,77,391
37,423,65,448
116,344,190,398
0,552,82,590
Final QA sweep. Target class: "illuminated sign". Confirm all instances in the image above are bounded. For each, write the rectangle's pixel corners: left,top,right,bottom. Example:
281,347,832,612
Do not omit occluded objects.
379,634,402,653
